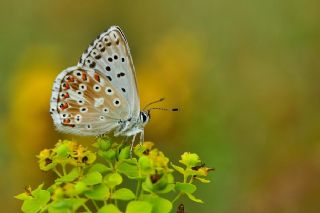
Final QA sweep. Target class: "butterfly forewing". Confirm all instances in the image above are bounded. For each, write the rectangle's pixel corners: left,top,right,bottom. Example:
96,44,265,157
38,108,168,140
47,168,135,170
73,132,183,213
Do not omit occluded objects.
50,67,130,136
78,26,140,120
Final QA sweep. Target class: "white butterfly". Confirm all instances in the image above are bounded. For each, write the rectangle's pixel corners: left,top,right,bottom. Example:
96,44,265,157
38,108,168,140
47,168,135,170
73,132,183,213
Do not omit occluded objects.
50,26,166,149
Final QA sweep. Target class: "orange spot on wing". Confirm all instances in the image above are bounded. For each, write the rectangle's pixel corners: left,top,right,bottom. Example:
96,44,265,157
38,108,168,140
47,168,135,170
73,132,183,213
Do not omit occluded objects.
94,73,100,82
82,73,87,81
66,75,75,82
59,102,69,110
64,92,70,99
62,82,70,90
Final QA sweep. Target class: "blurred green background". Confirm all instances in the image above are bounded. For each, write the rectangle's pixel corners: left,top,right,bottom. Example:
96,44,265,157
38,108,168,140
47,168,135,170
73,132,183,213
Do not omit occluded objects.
1,0,320,212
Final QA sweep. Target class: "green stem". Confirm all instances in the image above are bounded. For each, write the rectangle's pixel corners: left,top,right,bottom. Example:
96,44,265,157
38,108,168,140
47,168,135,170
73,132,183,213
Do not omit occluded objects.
61,164,67,176
92,200,99,211
82,202,92,213
135,178,142,199
172,192,183,204
53,168,62,177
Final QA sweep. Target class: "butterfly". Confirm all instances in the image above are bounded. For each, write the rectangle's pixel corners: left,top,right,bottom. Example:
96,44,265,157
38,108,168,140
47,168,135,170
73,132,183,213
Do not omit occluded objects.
50,26,177,150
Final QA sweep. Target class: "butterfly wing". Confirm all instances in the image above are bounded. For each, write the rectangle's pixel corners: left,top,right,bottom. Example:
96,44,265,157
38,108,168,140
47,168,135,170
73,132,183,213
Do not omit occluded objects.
50,67,130,136
78,26,140,120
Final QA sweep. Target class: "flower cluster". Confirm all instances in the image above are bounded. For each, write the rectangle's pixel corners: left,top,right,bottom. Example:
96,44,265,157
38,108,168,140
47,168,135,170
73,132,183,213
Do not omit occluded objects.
15,138,213,213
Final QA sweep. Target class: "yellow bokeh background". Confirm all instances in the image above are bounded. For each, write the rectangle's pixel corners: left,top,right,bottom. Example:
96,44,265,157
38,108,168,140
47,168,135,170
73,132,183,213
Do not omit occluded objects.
1,0,320,212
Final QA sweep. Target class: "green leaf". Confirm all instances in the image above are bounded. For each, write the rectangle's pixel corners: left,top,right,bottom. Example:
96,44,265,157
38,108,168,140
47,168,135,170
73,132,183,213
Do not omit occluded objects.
144,196,172,213
99,149,116,161
142,173,175,194
175,182,196,194
170,163,185,175
156,174,175,194
81,171,103,185
126,201,152,213
112,188,136,200
89,163,112,174
138,156,152,172
55,168,79,183
98,204,122,213
74,181,89,194
186,192,204,203
117,160,139,179
95,138,111,151
84,184,109,200
118,146,130,160
104,173,123,188
48,198,86,212
15,192,32,201
195,177,211,183
21,186,50,213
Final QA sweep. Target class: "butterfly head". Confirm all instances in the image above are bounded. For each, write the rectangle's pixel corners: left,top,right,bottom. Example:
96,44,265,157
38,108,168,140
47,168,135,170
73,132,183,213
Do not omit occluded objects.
140,111,150,127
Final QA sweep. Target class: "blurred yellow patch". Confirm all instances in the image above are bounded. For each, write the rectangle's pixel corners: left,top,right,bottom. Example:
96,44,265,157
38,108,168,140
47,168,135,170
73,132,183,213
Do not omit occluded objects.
137,31,205,136
8,47,59,156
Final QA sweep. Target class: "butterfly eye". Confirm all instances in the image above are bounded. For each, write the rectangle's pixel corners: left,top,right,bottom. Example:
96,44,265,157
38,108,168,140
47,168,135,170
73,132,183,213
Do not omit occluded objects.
86,124,92,129
113,98,121,107
105,87,114,95
79,84,87,91
77,90,83,96
121,57,125,62
113,54,118,60
93,84,101,92
99,116,105,121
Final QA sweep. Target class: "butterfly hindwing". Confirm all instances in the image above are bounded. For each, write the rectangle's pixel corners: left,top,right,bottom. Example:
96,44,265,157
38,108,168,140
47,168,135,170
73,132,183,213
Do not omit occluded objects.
78,26,140,120
50,66,130,136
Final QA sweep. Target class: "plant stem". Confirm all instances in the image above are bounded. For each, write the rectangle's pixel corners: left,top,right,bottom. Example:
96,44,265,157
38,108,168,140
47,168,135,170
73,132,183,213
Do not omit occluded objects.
172,192,183,204
61,164,67,176
92,200,99,211
135,178,142,199
53,168,62,177
82,202,92,213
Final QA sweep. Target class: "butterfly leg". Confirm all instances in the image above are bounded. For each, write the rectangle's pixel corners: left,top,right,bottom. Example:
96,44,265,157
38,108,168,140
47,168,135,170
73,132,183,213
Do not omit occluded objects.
130,134,137,158
139,131,144,145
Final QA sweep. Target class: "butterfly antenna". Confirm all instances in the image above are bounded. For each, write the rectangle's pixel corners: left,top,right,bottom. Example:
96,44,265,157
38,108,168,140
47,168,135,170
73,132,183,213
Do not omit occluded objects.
148,107,179,112
143,98,165,111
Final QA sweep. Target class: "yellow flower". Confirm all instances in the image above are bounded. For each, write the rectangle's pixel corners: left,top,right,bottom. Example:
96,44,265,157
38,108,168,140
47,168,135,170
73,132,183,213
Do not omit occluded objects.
72,144,96,166
38,149,56,171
